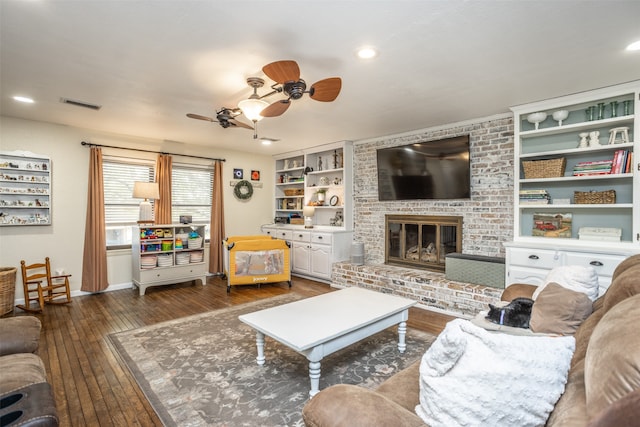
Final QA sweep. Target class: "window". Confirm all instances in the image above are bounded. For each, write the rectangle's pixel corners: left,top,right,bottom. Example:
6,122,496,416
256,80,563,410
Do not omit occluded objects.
171,164,213,240
102,157,214,248
103,158,154,248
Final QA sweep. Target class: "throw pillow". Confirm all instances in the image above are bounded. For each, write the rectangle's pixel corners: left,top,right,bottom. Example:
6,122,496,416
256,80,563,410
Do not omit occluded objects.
533,265,600,301
530,282,593,335
415,319,575,427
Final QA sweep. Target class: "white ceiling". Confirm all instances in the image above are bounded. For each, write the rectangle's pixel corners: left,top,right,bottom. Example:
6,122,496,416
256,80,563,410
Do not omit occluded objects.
1,1,640,155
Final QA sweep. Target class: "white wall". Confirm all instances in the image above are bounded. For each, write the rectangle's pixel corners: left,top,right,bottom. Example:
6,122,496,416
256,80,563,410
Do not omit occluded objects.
0,116,275,300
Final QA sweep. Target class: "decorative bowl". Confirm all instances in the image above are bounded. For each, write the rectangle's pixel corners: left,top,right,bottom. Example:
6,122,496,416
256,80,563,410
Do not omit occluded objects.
526,112,547,130
552,110,569,126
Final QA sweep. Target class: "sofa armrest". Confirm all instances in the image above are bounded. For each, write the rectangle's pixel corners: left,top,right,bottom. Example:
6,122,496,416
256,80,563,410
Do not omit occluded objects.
501,283,537,301
0,317,41,356
302,384,426,427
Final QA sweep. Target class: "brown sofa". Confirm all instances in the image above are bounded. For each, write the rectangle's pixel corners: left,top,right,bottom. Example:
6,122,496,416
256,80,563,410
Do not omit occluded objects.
0,316,59,426
303,254,640,427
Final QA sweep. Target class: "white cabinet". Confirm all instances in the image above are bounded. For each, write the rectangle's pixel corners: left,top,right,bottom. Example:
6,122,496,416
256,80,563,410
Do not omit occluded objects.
273,141,353,230
505,242,628,296
263,225,352,283
131,224,208,295
0,151,51,226
506,81,640,292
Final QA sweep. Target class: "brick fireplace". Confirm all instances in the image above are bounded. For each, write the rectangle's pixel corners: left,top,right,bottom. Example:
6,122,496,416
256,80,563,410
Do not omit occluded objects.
385,214,462,272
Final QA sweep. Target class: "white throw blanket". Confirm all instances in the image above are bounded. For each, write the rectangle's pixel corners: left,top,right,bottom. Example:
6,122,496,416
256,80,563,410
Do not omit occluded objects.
415,319,575,427
533,265,600,301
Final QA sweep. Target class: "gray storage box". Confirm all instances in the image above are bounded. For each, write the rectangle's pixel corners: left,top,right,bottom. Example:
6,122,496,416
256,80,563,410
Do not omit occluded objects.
445,253,505,289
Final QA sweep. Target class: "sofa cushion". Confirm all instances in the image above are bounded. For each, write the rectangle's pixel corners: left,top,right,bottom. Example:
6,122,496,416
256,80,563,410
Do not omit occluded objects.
570,308,604,368
0,353,47,395
533,265,600,301
546,359,588,427
609,253,640,282
0,316,41,356
415,319,575,427
602,265,640,313
302,384,425,427
530,282,593,335
375,360,421,413
585,294,640,420
586,388,640,427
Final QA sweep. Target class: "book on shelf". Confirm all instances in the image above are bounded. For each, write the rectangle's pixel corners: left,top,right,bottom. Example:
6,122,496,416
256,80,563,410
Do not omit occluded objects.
519,189,550,204
532,212,572,238
572,159,613,176
610,150,632,174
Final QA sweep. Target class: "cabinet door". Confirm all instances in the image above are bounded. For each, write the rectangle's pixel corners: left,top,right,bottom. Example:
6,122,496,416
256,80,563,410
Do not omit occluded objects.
310,244,331,279
507,266,547,287
292,242,310,274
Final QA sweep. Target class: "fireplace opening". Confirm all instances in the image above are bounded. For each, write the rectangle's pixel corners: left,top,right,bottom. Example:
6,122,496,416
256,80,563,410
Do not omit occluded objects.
385,214,462,272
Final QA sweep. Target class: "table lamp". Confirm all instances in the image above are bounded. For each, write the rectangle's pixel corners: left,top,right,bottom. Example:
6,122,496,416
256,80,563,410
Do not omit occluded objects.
303,206,316,229
133,182,160,222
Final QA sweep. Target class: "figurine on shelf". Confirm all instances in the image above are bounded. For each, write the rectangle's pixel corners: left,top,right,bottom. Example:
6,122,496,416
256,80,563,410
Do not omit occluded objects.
317,156,323,171
588,131,601,147
579,132,589,148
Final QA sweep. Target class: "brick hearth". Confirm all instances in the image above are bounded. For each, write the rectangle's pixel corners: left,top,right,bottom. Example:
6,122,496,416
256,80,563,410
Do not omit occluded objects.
332,261,502,317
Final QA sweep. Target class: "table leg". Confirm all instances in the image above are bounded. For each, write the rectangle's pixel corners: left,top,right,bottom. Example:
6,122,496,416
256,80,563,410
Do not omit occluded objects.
308,361,321,398
256,331,266,365
398,321,407,353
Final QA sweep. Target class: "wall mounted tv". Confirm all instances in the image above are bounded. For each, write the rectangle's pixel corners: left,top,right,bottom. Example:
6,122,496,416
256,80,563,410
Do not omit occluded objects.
376,135,471,201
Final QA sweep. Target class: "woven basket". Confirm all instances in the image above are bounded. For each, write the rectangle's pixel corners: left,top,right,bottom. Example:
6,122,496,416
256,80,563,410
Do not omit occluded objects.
284,189,304,196
0,267,17,316
522,158,566,179
574,190,616,204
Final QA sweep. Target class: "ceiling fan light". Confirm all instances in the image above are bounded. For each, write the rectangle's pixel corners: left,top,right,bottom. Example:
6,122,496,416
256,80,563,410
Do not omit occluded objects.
238,98,268,122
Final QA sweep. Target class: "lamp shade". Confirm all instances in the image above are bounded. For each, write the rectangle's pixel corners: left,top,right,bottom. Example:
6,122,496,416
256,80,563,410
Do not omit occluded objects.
303,206,316,217
238,97,268,122
132,182,159,200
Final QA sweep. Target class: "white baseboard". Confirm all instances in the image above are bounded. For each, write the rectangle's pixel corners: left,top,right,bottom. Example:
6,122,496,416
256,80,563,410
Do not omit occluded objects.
12,282,134,305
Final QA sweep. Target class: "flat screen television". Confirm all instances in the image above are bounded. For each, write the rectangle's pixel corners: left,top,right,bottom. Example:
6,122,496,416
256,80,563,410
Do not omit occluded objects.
376,135,471,201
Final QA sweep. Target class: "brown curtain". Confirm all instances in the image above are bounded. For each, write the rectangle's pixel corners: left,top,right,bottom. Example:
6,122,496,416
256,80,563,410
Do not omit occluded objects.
209,160,225,274
155,154,172,224
81,147,109,292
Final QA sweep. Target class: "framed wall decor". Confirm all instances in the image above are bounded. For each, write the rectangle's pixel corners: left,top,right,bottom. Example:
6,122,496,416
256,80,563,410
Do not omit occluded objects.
0,150,52,226
233,168,243,179
251,170,260,181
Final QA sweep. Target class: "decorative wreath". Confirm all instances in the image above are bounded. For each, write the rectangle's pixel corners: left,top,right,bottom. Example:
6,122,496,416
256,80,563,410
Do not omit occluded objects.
234,180,253,200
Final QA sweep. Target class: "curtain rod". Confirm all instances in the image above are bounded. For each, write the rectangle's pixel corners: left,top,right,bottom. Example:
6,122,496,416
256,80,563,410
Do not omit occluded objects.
80,141,225,162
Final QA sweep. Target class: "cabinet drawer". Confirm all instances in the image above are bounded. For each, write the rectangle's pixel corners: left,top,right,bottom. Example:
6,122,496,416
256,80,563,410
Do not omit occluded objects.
564,252,625,278
292,231,311,242
508,248,562,268
139,264,205,283
271,229,293,240
311,232,332,245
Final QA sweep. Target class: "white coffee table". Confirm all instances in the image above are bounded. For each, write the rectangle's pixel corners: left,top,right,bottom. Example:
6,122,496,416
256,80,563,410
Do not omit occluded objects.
238,287,416,398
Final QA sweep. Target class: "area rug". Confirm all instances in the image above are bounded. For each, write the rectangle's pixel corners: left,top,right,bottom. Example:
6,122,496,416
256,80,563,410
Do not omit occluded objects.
109,293,435,427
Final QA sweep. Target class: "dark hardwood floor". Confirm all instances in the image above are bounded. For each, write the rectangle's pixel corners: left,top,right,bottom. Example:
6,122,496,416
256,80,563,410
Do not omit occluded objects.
8,276,455,427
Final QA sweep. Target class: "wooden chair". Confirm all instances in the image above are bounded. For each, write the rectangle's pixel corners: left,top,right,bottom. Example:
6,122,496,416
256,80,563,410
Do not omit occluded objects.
17,257,72,312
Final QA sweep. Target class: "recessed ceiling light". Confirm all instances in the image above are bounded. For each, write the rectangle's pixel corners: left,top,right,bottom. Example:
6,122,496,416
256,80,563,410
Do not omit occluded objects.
626,40,640,51
261,139,272,145
357,47,378,59
13,96,34,103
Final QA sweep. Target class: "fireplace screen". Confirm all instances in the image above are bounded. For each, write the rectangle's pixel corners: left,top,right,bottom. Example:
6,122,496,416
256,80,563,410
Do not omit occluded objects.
386,215,462,271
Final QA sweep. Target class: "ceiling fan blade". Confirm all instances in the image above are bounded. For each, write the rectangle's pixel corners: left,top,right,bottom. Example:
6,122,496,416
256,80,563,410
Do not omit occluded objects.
186,113,216,122
309,77,342,102
228,119,254,130
262,60,300,84
260,100,291,117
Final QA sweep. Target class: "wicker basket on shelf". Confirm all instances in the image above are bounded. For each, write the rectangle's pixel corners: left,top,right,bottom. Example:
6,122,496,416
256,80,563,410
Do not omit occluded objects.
522,158,566,179
284,189,304,196
0,267,17,316
574,190,616,204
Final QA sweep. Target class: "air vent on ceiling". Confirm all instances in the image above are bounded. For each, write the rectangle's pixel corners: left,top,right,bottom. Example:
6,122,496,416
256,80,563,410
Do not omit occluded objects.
59,97,102,110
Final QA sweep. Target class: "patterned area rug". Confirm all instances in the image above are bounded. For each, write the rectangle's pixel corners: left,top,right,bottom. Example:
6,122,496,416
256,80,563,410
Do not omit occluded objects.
109,293,435,427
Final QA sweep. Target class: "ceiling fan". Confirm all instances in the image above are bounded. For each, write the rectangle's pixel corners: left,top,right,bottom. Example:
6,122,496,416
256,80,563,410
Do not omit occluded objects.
256,60,342,118
186,108,253,130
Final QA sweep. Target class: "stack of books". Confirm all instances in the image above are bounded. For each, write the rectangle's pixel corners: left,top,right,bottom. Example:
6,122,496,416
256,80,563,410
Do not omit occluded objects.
572,160,613,176
519,189,550,205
